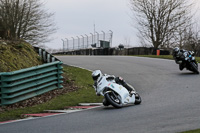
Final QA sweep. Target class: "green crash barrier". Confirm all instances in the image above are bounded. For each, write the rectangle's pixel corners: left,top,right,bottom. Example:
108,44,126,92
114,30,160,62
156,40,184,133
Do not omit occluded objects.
0,47,63,106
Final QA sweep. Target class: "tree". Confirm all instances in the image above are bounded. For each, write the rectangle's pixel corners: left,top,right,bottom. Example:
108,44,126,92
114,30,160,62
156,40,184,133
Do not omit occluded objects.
129,0,193,49
183,24,200,55
0,0,56,45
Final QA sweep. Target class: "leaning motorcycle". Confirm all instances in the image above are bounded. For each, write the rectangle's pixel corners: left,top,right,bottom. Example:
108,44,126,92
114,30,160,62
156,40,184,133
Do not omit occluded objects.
179,52,199,74
94,75,141,108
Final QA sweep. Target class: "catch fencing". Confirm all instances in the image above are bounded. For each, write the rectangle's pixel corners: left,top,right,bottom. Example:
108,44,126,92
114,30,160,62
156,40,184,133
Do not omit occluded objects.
62,30,113,51
0,48,63,106
56,47,171,56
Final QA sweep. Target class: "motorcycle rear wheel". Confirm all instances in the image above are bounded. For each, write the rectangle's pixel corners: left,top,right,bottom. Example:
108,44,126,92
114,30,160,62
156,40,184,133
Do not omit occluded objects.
104,91,122,108
134,93,142,105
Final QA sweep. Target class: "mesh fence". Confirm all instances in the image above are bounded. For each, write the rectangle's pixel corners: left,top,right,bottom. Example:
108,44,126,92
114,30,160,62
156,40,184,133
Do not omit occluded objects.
63,31,113,51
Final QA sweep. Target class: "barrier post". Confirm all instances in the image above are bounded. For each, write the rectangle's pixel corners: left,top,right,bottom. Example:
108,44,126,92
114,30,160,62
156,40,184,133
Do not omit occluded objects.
1,75,7,105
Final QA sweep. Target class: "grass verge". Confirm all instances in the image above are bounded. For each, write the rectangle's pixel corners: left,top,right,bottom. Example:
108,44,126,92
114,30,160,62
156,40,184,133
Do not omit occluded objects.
134,55,200,63
0,65,103,122
181,129,200,133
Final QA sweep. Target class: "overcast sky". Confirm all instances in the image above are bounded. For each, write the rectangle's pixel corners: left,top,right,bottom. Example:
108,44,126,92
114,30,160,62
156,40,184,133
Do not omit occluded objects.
44,0,200,50
43,0,139,49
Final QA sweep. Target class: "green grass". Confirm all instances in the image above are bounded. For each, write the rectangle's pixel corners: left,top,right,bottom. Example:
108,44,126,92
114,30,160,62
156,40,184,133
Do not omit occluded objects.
134,55,200,63
0,40,43,72
135,55,173,59
181,129,200,133
0,65,103,122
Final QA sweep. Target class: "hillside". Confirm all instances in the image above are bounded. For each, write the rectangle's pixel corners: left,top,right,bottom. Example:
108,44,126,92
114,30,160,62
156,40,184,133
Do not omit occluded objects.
0,40,43,72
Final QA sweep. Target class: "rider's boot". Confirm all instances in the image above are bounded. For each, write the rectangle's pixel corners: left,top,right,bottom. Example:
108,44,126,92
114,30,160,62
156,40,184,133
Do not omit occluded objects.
129,90,135,96
115,77,135,96
123,82,135,96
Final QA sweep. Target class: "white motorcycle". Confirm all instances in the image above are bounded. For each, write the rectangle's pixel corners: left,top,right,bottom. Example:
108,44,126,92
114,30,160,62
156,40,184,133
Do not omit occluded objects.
95,75,141,108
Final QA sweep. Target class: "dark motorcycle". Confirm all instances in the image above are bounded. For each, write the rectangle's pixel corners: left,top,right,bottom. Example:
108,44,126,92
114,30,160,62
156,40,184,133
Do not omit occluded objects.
180,52,199,74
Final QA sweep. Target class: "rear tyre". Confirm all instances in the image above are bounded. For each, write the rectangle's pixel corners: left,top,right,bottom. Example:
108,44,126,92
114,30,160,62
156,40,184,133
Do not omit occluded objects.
134,93,142,105
104,91,122,108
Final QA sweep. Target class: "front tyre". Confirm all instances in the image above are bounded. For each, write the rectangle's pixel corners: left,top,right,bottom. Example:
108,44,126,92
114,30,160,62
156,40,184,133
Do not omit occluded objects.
134,93,142,105
102,98,110,106
190,62,199,74
104,91,122,108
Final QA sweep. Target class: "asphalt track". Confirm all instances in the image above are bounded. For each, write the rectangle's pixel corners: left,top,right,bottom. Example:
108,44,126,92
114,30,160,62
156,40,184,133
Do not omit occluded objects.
0,56,200,133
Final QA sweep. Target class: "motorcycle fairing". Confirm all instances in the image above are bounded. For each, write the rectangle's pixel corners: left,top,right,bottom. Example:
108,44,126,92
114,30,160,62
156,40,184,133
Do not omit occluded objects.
107,83,135,104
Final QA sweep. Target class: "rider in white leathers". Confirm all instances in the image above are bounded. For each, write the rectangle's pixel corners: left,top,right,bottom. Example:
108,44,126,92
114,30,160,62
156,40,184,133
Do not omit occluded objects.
92,70,135,96
92,70,141,106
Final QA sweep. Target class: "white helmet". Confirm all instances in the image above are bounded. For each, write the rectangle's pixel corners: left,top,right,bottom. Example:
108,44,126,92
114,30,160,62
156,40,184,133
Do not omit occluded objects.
92,70,103,81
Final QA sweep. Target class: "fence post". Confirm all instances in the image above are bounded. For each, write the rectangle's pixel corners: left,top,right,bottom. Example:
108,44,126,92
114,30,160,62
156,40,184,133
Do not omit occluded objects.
0,74,2,105
47,54,50,63
39,49,42,57
57,62,63,89
1,74,7,105
52,57,55,62
43,51,46,62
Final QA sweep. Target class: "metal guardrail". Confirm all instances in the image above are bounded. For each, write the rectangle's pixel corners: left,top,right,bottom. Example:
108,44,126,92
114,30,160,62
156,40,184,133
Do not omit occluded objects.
34,46,59,63
0,61,63,106
0,47,63,106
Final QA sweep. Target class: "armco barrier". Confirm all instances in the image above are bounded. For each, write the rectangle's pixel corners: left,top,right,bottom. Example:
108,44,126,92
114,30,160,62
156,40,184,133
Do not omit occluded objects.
0,61,63,106
0,46,63,106
34,47,59,63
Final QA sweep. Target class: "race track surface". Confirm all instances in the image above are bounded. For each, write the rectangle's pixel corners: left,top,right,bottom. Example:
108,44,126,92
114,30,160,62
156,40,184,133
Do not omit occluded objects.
0,56,199,133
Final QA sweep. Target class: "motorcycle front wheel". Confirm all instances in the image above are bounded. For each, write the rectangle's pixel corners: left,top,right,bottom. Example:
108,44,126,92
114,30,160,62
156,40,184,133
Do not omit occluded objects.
104,91,122,108
190,62,199,74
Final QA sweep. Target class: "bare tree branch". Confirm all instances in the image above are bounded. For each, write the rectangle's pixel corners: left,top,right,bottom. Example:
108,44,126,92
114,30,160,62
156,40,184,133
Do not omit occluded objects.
0,0,56,45
129,0,193,49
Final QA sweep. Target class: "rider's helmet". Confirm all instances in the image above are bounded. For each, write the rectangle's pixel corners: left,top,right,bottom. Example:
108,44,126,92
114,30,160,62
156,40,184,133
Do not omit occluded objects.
173,47,180,57
92,70,103,82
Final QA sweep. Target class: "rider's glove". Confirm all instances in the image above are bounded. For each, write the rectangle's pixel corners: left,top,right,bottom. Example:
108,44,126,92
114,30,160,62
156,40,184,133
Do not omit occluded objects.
176,60,182,64
190,51,195,56
96,92,100,96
